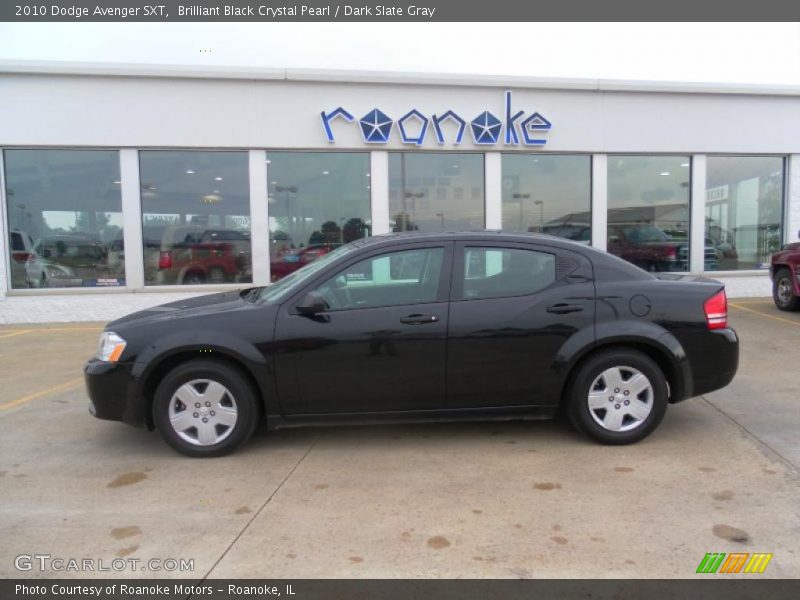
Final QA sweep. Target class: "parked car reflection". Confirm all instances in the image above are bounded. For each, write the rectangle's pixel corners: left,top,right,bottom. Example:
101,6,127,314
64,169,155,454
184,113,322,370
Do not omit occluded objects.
607,224,718,272
270,243,339,282
154,226,252,285
27,234,124,287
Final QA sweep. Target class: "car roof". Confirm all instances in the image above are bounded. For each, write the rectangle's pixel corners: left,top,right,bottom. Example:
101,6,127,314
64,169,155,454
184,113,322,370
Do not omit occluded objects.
351,230,590,250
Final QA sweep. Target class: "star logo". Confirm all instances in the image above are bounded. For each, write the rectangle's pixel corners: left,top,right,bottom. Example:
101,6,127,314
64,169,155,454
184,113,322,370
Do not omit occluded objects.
359,109,393,143
470,111,502,144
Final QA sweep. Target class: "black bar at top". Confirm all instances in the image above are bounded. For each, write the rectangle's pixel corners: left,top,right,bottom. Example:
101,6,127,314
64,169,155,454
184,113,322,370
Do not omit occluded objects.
1,0,800,22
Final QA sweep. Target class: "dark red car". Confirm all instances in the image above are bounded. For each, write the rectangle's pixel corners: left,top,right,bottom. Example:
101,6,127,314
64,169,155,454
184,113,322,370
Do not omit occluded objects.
607,224,718,272
157,229,251,285
771,242,800,311
270,244,339,281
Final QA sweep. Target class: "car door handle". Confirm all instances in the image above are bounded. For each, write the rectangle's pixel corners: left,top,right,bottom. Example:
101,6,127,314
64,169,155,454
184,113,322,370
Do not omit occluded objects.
546,303,584,314
400,314,439,325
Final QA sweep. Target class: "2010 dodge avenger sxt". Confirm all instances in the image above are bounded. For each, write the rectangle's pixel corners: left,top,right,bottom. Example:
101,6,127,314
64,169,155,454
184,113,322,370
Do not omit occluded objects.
85,232,739,457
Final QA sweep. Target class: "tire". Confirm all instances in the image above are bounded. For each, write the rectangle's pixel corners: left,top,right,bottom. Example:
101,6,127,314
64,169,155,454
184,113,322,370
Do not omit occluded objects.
153,359,259,457
208,267,226,284
182,271,204,285
566,349,668,445
772,268,799,311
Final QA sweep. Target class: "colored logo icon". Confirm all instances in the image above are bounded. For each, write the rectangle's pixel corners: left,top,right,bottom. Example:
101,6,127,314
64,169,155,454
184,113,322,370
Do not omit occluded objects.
696,552,773,574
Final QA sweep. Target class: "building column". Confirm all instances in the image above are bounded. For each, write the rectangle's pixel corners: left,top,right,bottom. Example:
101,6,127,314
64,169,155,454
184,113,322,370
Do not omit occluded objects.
370,151,390,235
787,155,800,245
591,154,607,251
119,149,144,290
249,150,270,285
485,152,502,229
690,154,707,273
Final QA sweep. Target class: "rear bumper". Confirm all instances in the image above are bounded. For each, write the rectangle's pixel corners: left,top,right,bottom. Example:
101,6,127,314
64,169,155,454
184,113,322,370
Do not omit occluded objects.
84,359,145,428
688,328,739,399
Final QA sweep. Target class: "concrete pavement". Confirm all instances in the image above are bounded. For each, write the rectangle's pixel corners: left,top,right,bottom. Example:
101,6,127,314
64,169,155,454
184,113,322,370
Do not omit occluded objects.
0,301,798,579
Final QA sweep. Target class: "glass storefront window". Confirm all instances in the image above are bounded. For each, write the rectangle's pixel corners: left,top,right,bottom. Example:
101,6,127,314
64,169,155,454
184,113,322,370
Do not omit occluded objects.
389,153,484,232
502,154,591,242
4,149,124,289
267,152,371,282
139,151,251,286
607,155,692,272
706,156,784,270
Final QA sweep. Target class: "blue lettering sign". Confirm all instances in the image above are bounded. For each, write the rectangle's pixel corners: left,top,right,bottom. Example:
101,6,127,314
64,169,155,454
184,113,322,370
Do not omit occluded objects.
321,91,551,146
397,109,429,146
320,107,354,143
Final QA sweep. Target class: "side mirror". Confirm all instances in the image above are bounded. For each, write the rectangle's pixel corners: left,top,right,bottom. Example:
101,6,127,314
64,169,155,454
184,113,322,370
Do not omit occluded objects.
296,291,326,315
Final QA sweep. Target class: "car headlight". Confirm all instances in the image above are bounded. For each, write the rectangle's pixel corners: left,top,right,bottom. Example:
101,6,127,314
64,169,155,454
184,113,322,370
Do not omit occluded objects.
96,331,127,362
46,266,67,278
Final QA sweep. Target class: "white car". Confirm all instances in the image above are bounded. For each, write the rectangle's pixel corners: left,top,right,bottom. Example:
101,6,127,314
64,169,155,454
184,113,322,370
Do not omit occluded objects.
9,230,37,288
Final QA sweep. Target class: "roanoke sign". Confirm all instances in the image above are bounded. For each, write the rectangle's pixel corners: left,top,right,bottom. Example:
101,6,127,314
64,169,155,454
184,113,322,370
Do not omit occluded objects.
320,91,552,147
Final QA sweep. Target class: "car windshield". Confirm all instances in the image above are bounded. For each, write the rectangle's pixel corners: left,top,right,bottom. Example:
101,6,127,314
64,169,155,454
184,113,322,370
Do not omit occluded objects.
256,243,358,303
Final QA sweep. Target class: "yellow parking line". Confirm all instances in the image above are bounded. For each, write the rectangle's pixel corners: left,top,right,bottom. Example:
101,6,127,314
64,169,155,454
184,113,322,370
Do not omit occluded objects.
0,329,34,339
0,377,84,412
0,326,103,339
729,302,800,327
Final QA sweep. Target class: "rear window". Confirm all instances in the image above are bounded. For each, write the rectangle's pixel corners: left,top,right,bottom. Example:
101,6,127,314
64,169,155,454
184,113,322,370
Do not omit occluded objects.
462,247,556,300
10,232,24,252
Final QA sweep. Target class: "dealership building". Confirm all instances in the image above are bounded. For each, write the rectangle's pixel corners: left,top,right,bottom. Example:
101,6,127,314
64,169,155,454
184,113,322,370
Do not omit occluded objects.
1,60,799,323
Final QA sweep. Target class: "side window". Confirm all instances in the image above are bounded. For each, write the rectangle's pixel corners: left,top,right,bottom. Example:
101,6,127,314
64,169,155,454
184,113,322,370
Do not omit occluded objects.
461,247,556,300
316,247,445,311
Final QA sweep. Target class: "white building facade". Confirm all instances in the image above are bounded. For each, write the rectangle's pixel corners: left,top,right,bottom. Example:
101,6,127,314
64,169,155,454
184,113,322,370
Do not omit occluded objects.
1,61,799,323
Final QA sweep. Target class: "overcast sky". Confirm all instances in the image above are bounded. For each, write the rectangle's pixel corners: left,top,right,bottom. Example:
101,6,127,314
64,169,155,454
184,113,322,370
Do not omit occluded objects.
0,22,798,85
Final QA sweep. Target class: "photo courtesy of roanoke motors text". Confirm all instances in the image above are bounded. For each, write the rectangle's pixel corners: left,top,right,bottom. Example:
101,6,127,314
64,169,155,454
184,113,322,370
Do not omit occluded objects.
1,2,800,599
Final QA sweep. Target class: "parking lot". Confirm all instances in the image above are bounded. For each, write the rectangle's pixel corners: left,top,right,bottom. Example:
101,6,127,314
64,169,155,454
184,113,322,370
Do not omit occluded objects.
0,298,798,579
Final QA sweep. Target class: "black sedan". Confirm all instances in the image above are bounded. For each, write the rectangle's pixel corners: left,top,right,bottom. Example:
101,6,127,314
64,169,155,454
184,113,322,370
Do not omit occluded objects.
85,232,739,457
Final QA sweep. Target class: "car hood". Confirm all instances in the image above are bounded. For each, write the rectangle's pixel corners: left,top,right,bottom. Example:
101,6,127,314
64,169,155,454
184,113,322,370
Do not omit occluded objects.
107,288,259,329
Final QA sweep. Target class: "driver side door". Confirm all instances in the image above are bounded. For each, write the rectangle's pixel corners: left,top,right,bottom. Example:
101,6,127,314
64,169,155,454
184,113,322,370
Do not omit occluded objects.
273,242,453,415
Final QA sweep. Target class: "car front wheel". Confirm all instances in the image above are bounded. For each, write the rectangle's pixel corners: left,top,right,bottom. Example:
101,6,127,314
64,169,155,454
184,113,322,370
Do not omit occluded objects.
773,268,799,311
567,349,668,445
153,359,259,457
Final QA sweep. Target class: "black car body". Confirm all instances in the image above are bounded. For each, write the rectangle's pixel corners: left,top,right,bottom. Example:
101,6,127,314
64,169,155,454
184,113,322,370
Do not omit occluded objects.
85,232,739,456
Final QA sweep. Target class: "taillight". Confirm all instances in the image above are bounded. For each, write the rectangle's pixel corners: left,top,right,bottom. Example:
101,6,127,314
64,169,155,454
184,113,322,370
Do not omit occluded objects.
158,251,172,269
12,252,35,264
664,246,677,259
704,289,728,330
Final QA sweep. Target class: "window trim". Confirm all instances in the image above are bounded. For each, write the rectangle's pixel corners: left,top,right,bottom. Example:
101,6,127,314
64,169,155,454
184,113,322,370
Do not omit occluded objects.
451,241,561,302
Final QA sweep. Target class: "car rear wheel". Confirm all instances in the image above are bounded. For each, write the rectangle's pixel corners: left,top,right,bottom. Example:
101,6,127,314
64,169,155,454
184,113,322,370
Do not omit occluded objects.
208,267,226,284
772,268,799,311
182,271,205,285
566,349,668,445
153,359,258,457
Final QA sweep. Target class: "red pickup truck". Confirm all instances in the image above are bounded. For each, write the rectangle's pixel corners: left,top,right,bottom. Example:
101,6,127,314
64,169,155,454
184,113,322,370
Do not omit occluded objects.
771,242,800,310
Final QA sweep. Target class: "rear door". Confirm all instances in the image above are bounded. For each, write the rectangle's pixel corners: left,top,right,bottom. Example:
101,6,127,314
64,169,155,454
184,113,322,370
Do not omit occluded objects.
446,241,595,408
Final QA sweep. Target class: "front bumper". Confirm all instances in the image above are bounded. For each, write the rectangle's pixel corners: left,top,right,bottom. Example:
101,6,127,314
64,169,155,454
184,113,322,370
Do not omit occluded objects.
84,359,144,427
